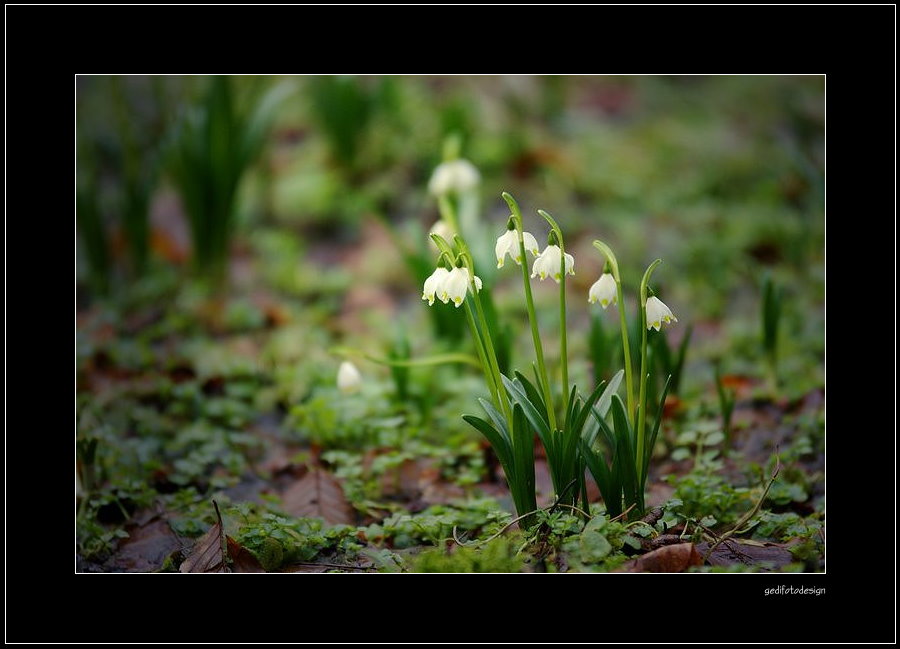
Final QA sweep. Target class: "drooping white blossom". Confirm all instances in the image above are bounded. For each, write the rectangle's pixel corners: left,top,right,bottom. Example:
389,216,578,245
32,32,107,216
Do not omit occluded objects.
422,267,450,306
428,159,480,197
531,245,575,283
441,267,469,307
337,361,363,394
495,228,540,268
645,296,677,331
588,273,617,308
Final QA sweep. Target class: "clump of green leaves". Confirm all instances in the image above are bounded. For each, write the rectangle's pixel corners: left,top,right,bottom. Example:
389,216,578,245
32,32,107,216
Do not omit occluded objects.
166,76,290,280
670,420,727,471
581,382,669,519
561,514,639,572
667,472,753,527
412,536,524,573
366,499,510,549
714,363,736,445
235,509,361,571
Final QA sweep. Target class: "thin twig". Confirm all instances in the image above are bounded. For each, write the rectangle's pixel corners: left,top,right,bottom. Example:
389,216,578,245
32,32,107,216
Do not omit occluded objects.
703,454,781,562
609,503,637,524
625,520,659,538
452,501,591,549
453,509,541,548
554,503,592,519
292,562,371,571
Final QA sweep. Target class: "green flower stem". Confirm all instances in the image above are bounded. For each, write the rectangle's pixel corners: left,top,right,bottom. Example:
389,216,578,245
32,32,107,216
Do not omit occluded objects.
538,209,569,405
470,290,513,422
431,233,506,419
454,235,513,424
592,240,635,421
636,259,662,478
438,195,461,238
503,193,557,431
463,299,501,407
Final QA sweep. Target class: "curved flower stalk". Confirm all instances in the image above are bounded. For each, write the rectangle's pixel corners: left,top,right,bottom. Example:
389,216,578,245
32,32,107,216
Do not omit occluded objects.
587,242,678,517
491,196,601,513
422,192,681,523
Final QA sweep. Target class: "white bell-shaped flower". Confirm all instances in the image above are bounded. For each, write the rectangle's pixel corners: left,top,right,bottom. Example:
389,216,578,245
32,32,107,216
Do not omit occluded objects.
645,296,677,331
588,273,617,308
439,266,482,307
337,361,362,394
422,267,450,306
428,159,480,197
531,245,574,283
495,228,540,268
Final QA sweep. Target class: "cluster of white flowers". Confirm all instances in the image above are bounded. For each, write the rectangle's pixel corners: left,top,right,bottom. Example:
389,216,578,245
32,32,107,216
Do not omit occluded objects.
424,175,678,330
588,272,677,330
422,265,483,308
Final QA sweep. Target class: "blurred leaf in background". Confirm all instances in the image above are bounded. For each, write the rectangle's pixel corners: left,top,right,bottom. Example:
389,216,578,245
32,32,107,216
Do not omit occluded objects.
166,75,292,283
77,76,178,291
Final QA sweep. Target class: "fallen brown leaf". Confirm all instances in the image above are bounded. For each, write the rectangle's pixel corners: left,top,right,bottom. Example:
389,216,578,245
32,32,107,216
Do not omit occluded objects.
617,543,704,573
696,540,794,570
180,502,229,573
281,468,355,526
226,537,265,573
379,458,437,500
104,515,181,572
180,501,264,573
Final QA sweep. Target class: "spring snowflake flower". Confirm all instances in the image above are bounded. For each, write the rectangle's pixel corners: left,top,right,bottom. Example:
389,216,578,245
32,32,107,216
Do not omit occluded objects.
645,296,677,331
588,273,617,308
495,228,540,268
337,361,362,394
531,245,574,283
422,267,450,306
428,159,480,197
438,266,482,307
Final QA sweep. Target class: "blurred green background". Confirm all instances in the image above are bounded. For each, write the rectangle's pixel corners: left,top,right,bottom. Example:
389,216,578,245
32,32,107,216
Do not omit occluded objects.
76,76,824,569
77,74,824,385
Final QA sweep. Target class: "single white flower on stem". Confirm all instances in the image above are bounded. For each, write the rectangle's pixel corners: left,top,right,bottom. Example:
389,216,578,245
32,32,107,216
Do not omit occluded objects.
428,159,480,197
495,228,540,268
439,266,482,307
645,296,677,331
588,273,617,308
422,267,450,306
337,361,363,394
531,244,574,283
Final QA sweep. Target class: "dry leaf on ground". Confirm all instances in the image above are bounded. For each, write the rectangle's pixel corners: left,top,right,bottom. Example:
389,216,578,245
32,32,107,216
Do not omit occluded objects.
616,542,704,573
281,468,355,526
